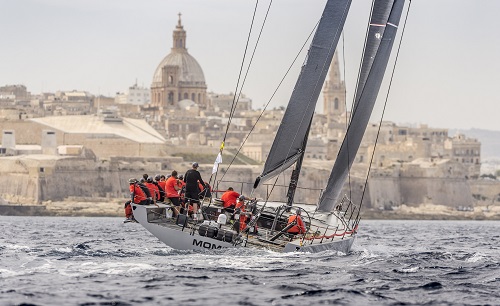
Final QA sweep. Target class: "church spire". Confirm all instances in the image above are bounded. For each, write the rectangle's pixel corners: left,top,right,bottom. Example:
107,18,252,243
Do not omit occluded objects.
327,51,342,89
323,50,346,117
172,12,187,51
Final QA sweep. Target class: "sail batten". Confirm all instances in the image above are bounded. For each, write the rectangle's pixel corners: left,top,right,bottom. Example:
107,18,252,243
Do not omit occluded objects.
254,0,352,188
317,0,405,213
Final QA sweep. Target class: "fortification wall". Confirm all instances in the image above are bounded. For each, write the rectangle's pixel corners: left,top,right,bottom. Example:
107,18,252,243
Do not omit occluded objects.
368,177,401,209
0,152,480,210
399,177,473,207
469,179,500,204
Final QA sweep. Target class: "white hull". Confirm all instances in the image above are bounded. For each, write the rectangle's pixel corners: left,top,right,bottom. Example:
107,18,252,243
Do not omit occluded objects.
132,203,356,253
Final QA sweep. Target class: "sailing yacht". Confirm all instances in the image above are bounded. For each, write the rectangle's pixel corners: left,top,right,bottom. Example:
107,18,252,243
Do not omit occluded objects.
131,0,406,253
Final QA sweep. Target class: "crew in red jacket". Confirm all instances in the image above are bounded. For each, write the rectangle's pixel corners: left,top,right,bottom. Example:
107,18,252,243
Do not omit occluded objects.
221,187,240,209
287,209,306,235
145,177,160,203
129,178,148,205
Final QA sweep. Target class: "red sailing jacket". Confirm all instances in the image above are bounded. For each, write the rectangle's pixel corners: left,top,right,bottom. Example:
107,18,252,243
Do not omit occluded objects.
129,183,147,204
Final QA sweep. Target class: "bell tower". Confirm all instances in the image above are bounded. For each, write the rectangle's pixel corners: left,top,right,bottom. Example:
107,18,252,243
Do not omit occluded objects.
323,51,346,119
172,13,187,52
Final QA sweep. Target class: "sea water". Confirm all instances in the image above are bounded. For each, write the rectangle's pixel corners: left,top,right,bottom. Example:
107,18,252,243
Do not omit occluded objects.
0,216,499,305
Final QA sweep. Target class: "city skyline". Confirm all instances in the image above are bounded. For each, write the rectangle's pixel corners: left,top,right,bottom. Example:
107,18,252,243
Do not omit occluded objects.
1,0,499,131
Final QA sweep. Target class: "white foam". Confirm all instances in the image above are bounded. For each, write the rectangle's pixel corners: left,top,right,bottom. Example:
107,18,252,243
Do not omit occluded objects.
465,252,484,263
399,266,419,273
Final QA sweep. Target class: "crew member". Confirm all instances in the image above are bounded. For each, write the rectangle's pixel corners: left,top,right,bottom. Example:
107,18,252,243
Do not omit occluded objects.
220,187,240,210
199,182,212,199
124,200,135,221
129,178,148,205
145,177,160,203
165,170,183,217
154,174,166,202
183,162,205,220
235,195,251,232
287,208,306,235
137,178,152,204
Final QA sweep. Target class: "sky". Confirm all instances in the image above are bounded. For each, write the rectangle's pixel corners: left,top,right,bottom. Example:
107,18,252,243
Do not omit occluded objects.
1,0,500,131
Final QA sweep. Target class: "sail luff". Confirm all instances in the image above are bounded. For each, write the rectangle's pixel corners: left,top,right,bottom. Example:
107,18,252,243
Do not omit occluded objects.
353,0,394,106
254,0,352,187
317,0,405,213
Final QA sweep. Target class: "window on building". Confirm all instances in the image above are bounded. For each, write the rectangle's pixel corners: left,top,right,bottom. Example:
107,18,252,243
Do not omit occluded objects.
184,93,188,99
169,75,174,84
334,98,339,110
191,93,195,101
168,92,174,105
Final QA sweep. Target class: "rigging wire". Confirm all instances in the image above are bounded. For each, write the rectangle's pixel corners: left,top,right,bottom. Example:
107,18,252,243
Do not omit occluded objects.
340,31,354,203
222,0,259,144
212,0,261,190
232,0,274,123
354,0,412,226
215,0,274,190
344,0,376,203
217,19,320,184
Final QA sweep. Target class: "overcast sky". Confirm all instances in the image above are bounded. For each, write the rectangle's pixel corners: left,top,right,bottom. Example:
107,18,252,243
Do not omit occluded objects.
1,0,499,131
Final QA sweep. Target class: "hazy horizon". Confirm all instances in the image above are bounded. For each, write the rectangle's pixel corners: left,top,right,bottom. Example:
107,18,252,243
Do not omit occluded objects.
1,0,499,131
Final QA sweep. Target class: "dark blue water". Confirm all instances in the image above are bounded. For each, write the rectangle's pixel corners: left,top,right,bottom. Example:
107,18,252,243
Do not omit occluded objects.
1,217,499,306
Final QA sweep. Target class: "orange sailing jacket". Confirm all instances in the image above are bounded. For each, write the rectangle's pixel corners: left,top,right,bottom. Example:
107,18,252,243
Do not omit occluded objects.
287,215,306,234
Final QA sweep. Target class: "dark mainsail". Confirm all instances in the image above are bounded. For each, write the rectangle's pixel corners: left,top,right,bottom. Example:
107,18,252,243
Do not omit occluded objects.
254,0,352,188
317,0,405,213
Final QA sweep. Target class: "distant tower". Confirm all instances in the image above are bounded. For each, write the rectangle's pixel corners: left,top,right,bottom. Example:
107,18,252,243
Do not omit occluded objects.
151,13,207,112
322,51,346,119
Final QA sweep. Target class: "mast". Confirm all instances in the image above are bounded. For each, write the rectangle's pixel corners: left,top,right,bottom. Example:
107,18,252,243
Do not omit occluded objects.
285,121,312,209
254,0,352,189
317,0,405,213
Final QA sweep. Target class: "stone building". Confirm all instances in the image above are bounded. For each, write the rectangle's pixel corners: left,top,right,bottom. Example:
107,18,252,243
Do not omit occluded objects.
151,14,207,113
115,83,151,105
207,92,252,112
0,115,166,159
445,133,481,178
0,85,30,101
323,51,346,119
42,90,94,116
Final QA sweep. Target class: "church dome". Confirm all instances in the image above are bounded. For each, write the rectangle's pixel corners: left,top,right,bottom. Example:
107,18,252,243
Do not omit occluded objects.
152,51,205,85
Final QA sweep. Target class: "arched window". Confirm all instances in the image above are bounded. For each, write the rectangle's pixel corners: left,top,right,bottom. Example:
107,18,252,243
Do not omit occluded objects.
168,92,174,105
184,93,188,99
169,75,174,84
191,93,195,101
334,98,339,110
198,93,201,103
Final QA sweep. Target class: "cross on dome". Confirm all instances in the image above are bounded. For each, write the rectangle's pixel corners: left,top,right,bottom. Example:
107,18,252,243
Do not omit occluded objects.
177,12,182,27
